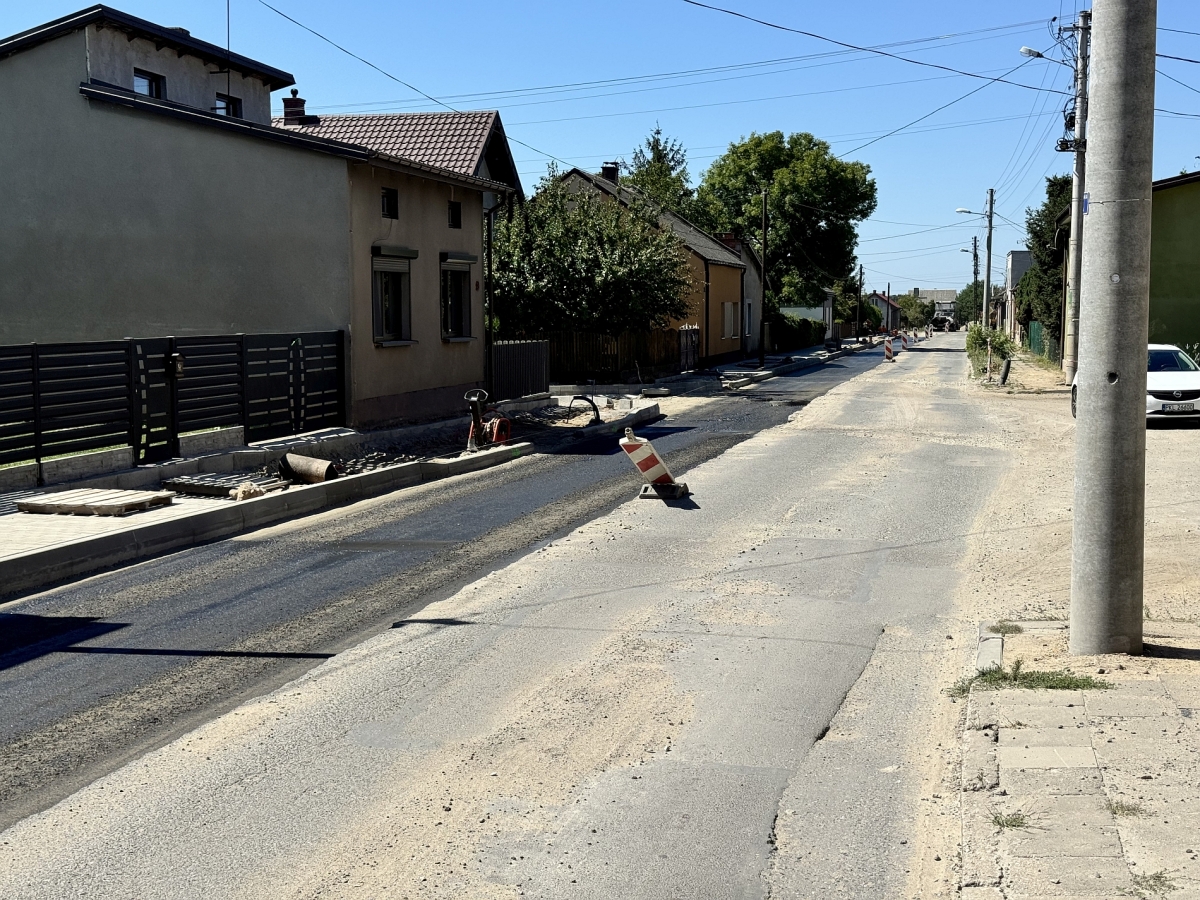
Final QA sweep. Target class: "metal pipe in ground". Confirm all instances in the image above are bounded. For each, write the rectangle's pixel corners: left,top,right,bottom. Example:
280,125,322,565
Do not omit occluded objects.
1070,0,1155,656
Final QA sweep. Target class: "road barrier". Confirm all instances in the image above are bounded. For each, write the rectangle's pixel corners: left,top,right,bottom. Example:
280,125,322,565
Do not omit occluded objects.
619,428,689,499
901,332,910,351
885,337,894,362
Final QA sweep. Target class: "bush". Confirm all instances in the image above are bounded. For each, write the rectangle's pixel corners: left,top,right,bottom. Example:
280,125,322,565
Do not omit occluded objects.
770,314,824,352
966,324,1016,375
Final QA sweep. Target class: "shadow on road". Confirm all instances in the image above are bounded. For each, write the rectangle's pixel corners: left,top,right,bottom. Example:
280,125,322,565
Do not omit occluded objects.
0,613,126,672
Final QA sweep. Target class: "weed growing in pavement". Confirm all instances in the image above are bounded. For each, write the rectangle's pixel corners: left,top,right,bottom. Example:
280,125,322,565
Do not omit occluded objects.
991,810,1029,830
1106,799,1147,817
1123,870,1180,896
988,620,1025,635
948,658,1112,697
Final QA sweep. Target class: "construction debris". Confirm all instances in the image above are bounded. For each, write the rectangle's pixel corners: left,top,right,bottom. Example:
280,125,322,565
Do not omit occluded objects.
18,488,175,517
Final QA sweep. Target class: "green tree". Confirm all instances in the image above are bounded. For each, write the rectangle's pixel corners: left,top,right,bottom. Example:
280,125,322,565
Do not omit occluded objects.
955,280,983,324
492,168,693,336
622,125,694,218
1015,174,1072,340
898,295,935,328
691,131,877,311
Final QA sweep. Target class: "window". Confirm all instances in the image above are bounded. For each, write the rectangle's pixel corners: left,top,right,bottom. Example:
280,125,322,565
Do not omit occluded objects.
722,302,738,340
1149,349,1199,372
440,265,470,338
744,302,753,338
213,93,243,118
447,200,462,229
133,69,165,99
372,258,411,343
381,187,398,219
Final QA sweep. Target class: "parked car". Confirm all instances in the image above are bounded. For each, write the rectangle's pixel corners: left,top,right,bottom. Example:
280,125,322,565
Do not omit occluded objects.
1071,343,1200,420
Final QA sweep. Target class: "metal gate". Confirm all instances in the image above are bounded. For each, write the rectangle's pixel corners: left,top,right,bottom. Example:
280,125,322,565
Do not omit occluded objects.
679,327,699,372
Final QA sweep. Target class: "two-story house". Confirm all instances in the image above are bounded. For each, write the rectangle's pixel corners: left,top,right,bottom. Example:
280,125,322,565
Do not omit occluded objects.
0,5,521,426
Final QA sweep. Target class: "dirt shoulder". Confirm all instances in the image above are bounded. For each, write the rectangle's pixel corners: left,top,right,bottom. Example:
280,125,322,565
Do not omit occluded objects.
910,353,1200,898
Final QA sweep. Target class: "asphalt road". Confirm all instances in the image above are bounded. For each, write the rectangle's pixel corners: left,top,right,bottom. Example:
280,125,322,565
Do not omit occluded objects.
0,333,1006,899
0,345,884,830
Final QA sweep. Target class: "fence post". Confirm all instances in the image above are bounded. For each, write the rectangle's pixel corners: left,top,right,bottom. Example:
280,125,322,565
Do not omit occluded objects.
167,336,181,458
238,334,250,438
127,338,140,463
30,343,43,484
336,329,347,427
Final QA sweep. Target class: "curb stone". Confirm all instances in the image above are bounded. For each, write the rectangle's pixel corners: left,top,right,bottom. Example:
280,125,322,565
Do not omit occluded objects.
721,340,878,389
0,443,532,600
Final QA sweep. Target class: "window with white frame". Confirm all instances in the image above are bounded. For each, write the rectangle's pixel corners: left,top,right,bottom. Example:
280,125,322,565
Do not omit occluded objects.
372,257,411,343
723,302,738,340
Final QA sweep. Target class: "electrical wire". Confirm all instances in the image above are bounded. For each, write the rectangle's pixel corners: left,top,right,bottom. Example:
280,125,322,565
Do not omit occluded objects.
1159,69,1200,95
679,0,1067,95
255,0,569,168
1158,53,1200,64
1160,27,1200,38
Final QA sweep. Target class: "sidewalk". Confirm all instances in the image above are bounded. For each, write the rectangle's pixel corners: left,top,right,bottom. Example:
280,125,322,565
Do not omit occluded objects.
930,349,1200,899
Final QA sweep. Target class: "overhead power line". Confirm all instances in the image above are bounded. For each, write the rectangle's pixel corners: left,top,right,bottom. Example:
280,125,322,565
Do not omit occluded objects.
679,0,1068,95
1158,69,1200,95
255,0,567,167
1159,26,1200,38
1158,53,1200,64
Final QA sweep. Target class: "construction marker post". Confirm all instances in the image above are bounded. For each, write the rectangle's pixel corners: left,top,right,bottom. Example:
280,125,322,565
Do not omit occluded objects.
619,428,689,500
885,337,894,362
901,332,909,351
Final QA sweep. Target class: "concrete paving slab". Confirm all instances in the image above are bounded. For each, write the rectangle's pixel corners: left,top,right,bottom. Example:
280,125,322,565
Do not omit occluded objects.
1085,691,1175,719
1000,726,1094,747
998,746,1098,769
1002,856,1133,896
993,706,1088,729
1002,796,1122,858
1001,767,1106,796
989,690,1086,707
1158,675,1200,710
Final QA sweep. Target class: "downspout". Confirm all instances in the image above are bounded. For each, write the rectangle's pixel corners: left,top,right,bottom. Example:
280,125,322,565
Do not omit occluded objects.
703,259,710,365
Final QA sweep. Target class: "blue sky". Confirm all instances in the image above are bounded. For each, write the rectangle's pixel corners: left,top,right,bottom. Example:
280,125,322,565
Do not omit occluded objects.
4,1,1198,293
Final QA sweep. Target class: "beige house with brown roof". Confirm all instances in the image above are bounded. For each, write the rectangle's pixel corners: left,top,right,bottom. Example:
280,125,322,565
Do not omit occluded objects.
0,5,522,427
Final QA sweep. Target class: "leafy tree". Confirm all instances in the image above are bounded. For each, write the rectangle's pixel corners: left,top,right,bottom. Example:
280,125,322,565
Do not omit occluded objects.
622,125,694,218
492,168,693,336
955,280,984,324
1015,174,1072,340
898,295,935,328
691,131,877,311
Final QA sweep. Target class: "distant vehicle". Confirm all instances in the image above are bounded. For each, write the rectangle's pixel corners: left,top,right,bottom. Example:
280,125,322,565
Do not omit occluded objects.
931,315,956,332
1071,344,1200,420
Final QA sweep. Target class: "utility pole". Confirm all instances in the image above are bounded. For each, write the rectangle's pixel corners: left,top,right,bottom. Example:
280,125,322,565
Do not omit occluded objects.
1061,9,1093,384
759,189,768,366
983,188,995,327
971,236,980,322
856,264,864,339
1070,0,1156,656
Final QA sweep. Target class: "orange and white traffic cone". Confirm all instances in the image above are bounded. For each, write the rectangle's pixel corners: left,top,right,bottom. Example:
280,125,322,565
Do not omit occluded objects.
619,428,689,499
885,337,894,362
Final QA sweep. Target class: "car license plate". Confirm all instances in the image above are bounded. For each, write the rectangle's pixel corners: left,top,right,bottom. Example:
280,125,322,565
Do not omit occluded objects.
1164,402,1195,412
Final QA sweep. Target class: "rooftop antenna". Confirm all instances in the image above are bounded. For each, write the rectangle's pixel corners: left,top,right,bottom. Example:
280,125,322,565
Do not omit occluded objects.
226,0,231,102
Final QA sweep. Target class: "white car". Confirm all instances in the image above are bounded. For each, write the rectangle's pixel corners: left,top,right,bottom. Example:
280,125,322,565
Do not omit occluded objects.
1071,344,1200,420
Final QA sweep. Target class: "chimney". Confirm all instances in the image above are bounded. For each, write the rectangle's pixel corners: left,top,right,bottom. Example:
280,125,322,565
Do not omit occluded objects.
599,161,619,184
282,88,306,126
716,232,741,251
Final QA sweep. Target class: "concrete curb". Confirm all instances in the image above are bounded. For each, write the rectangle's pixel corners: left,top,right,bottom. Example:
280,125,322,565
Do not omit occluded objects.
1,442,532,599
976,621,1004,671
576,403,660,439
721,341,877,389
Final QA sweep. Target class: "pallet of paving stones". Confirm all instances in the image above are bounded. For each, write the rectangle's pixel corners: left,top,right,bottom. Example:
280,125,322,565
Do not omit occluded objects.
161,473,289,498
17,488,176,517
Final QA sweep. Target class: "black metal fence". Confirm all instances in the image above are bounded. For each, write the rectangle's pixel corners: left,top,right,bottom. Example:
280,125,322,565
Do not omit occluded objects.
490,340,549,401
0,331,345,469
538,329,687,384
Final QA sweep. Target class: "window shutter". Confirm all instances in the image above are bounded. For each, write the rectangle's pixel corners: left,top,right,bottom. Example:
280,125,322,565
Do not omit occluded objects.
372,257,410,273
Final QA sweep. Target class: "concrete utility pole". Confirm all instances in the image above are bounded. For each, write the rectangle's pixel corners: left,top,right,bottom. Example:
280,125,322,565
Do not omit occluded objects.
984,188,995,327
759,189,768,366
1070,0,1156,656
1062,9,1093,384
856,264,863,338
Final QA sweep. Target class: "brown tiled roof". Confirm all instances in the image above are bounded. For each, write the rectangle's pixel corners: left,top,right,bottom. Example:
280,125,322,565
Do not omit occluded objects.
562,169,745,269
273,111,498,178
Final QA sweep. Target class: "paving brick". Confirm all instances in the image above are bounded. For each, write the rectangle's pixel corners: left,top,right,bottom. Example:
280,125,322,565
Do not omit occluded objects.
998,746,1098,769
1000,726,1093,747
1001,796,1122,858
1001,767,1105,797
1002,856,1132,896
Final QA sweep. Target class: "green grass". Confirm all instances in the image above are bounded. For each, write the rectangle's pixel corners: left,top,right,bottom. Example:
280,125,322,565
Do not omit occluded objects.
988,620,1025,635
991,810,1029,830
1124,870,1180,896
1106,799,1147,817
949,658,1112,698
